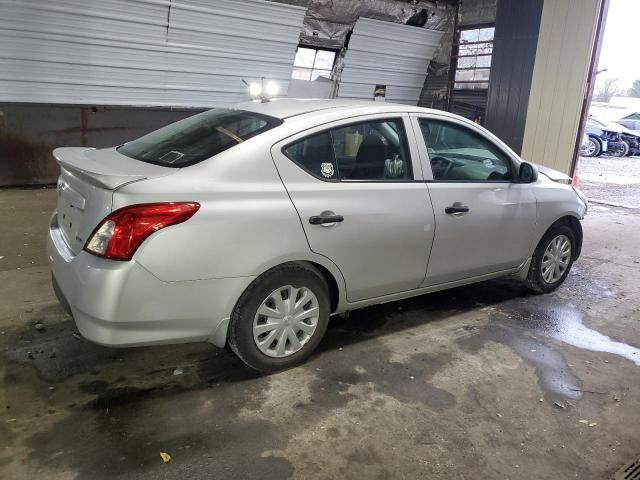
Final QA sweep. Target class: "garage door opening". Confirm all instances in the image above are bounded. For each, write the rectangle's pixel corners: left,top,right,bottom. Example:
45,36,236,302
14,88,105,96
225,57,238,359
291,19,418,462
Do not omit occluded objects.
575,0,640,210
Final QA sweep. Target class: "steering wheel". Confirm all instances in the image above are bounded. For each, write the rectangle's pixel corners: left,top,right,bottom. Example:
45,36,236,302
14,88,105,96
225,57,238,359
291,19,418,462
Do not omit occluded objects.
430,156,454,180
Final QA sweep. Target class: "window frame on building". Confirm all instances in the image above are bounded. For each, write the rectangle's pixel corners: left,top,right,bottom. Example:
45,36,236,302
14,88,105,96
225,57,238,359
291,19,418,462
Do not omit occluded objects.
451,24,495,91
291,45,338,81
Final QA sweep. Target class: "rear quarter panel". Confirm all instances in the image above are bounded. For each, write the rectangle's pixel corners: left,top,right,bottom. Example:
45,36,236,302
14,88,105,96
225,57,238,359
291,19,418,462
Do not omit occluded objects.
114,135,342,286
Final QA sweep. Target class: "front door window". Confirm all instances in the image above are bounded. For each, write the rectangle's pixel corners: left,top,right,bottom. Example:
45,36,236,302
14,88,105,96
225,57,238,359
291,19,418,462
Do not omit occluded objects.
419,119,513,182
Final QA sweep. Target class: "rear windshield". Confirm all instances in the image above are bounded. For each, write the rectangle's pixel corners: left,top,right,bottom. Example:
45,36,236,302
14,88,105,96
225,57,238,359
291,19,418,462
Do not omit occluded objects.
117,109,283,167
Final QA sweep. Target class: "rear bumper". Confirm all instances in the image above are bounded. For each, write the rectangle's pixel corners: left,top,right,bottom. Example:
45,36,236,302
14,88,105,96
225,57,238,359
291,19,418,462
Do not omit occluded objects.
47,213,253,347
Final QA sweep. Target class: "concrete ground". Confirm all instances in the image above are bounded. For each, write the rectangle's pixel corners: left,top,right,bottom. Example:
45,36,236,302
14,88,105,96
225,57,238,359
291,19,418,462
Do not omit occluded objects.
1,186,640,480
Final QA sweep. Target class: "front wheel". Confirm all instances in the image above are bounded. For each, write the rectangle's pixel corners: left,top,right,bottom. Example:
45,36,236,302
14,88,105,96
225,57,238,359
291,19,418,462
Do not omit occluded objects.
228,262,330,372
614,141,630,157
584,137,601,157
525,224,576,293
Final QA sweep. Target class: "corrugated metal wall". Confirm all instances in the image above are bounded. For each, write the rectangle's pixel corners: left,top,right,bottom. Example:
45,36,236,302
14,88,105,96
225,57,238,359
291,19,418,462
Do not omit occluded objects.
484,0,544,152
0,0,306,107
521,0,602,173
449,90,489,122
337,18,443,105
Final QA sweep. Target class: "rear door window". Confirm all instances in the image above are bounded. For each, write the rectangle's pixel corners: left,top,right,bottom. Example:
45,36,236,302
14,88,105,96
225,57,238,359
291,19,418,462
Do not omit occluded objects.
118,109,282,167
283,131,337,179
283,118,413,181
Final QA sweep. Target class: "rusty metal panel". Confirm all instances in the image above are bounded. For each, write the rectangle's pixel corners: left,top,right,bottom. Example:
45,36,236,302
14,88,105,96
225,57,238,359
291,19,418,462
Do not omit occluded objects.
0,103,202,186
337,18,443,105
0,0,306,107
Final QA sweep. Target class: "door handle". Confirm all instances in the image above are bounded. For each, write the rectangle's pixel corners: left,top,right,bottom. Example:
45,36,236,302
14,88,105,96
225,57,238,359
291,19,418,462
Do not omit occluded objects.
445,204,469,215
309,214,344,225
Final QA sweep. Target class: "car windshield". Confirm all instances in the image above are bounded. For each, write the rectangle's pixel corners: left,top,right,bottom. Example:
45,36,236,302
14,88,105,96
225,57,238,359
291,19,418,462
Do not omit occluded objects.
117,109,282,167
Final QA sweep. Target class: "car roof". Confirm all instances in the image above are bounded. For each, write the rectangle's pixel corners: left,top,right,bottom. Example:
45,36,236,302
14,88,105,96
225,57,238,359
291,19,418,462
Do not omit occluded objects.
231,98,439,120
227,98,522,163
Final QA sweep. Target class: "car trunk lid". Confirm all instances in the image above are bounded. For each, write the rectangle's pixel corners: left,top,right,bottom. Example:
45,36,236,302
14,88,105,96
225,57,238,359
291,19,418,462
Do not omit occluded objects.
53,147,176,255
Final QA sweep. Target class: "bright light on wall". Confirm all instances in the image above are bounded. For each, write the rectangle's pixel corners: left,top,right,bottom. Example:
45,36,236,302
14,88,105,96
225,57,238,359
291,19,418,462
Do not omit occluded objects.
246,79,279,101
249,82,262,96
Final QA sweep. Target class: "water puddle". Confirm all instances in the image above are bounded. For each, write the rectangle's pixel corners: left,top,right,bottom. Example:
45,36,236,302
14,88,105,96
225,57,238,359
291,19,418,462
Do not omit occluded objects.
459,295,640,400
500,300,640,366
457,323,583,400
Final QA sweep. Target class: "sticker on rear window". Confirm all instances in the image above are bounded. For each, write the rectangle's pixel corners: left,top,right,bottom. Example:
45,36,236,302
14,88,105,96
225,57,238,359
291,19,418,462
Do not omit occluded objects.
320,163,335,178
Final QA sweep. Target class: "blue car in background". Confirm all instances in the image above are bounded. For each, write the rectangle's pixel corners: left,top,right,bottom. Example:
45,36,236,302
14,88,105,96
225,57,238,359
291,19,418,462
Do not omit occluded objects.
584,117,624,157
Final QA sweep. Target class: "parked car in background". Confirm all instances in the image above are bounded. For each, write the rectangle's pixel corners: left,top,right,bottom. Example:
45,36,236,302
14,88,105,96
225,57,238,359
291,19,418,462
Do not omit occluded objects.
591,118,640,157
47,99,588,372
618,126,640,156
612,122,640,156
579,133,590,156
617,112,640,131
584,117,624,157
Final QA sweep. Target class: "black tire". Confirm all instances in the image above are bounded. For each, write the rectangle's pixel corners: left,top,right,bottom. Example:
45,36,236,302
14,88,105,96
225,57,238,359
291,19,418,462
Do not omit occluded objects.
584,136,601,157
228,262,330,373
525,224,576,293
614,141,629,157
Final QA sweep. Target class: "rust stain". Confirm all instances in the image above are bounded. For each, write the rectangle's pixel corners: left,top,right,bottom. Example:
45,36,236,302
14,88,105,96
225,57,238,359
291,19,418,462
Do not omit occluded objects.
80,107,88,146
0,130,57,187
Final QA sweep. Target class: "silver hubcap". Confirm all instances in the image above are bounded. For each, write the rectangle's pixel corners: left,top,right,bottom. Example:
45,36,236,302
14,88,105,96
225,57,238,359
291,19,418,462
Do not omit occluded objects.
253,285,319,358
586,139,597,155
541,234,572,284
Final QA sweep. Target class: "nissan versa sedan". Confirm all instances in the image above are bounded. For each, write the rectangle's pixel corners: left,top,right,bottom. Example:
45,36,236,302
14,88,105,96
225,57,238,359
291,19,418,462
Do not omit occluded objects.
48,99,588,372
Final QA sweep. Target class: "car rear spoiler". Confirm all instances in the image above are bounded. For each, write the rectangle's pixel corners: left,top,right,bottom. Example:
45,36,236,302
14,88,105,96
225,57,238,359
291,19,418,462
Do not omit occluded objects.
53,147,148,190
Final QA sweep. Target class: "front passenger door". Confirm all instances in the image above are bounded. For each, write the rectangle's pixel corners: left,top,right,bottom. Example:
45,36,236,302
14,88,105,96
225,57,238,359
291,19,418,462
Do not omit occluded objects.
414,116,537,286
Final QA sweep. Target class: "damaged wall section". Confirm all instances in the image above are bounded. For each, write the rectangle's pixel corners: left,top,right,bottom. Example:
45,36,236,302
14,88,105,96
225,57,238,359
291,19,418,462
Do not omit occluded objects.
2,0,458,186
272,0,453,49
418,0,497,113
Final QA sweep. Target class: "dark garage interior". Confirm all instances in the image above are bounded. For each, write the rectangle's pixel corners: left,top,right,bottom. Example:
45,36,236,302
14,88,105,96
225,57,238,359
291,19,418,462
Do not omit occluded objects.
2,0,640,479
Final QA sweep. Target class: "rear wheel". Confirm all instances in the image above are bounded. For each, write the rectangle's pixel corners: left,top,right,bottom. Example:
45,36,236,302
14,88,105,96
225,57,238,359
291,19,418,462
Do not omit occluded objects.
228,262,330,372
584,137,601,157
525,224,576,293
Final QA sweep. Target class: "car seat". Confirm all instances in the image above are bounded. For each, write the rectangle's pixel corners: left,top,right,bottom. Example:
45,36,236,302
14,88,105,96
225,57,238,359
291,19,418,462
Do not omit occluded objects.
352,134,386,179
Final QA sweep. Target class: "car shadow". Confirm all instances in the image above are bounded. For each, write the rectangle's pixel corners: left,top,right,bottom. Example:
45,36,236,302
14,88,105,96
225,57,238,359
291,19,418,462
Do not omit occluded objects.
5,278,534,409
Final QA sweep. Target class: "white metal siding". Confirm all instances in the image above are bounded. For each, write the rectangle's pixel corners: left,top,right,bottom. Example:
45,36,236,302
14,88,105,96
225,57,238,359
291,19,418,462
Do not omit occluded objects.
0,0,306,107
521,0,601,173
337,18,443,105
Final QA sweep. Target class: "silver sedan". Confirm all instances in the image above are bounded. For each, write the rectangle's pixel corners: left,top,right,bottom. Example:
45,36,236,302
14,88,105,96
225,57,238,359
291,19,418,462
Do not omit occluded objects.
48,99,588,371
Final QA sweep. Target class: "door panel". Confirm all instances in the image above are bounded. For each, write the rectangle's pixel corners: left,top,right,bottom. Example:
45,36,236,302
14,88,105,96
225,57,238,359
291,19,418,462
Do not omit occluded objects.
283,182,435,301
423,182,536,286
410,114,538,286
271,115,435,302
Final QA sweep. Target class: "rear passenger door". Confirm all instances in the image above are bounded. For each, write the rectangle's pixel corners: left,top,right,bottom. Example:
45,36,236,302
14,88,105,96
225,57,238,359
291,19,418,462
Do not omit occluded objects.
411,115,537,286
271,114,435,303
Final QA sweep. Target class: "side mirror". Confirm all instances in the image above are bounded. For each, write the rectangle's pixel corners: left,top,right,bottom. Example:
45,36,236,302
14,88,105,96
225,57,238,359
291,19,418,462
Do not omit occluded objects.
519,162,538,183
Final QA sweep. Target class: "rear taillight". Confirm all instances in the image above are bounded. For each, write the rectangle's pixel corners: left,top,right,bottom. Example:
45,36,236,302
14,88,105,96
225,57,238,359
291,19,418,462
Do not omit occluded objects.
84,202,200,261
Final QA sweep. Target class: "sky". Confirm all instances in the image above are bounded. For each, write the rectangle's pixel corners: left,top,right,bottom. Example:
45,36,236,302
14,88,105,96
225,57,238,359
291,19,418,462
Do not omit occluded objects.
598,0,640,90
